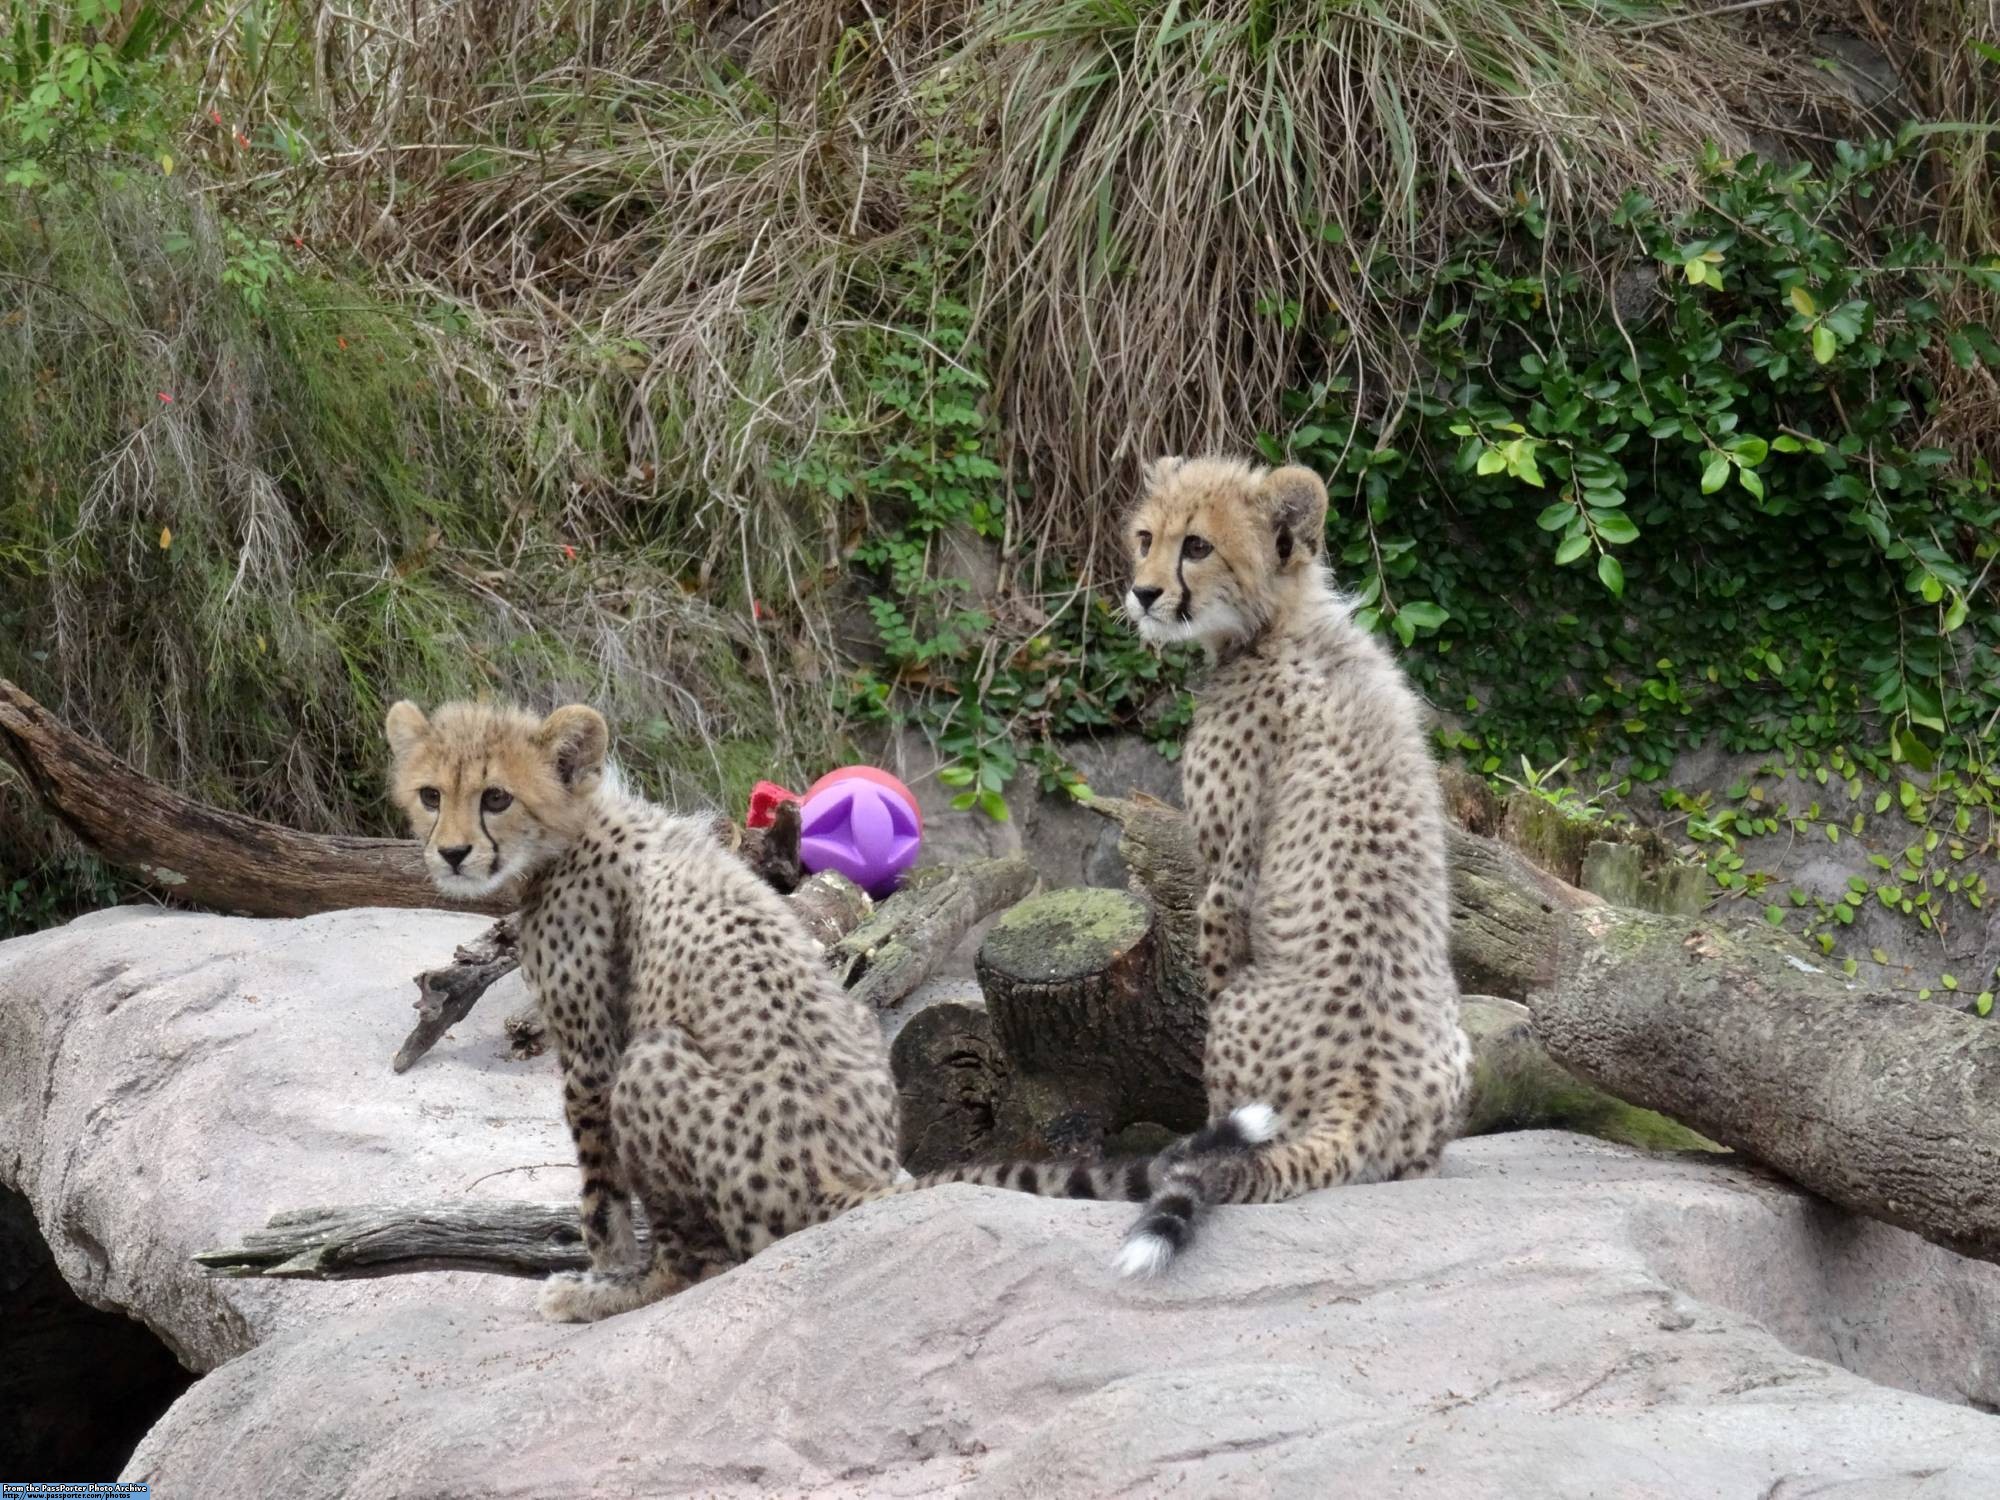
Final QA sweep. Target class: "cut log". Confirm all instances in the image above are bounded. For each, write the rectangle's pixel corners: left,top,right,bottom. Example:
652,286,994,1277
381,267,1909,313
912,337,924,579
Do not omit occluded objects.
889,1001,1012,1175
975,887,1206,1153
1458,996,1713,1151
1537,904,2000,1263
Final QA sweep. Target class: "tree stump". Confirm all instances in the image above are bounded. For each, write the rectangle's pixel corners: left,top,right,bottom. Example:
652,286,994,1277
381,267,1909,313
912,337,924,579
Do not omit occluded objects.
973,888,1206,1157
889,1002,1012,1174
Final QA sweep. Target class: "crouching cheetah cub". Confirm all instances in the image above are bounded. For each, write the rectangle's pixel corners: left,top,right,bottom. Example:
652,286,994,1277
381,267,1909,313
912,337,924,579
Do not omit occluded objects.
1117,456,1474,1275
385,699,1275,1319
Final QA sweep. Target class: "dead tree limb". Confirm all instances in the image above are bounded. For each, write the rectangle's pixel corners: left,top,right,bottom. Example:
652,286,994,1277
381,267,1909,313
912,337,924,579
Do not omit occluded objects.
0,678,501,919
832,859,1039,1011
393,917,522,1073
194,1202,591,1280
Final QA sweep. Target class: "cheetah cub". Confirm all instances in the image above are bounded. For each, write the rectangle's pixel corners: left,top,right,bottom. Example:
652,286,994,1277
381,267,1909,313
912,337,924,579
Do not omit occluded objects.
385,699,1271,1318
1116,456,1473,1275
385,700,905,1323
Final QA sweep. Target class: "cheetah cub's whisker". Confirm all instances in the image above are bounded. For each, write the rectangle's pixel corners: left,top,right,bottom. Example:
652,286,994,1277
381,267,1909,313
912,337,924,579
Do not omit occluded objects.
1116,456,1474,1277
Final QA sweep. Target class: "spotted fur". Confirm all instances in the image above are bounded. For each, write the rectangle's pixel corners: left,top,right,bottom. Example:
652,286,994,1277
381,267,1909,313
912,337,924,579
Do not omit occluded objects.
1117,456,1474,1275
385,699,1250,1321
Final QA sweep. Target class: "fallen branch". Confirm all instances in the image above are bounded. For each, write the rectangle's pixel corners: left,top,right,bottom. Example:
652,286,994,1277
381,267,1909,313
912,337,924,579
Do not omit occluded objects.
0,678,500,919
832,859,1040,1010
195,1202,590,1280
393,917,522,1073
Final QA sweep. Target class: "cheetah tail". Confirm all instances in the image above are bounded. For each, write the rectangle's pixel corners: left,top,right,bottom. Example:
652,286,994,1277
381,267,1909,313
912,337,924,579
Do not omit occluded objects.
857,1103,1280,1212
1115,1102,1280,1279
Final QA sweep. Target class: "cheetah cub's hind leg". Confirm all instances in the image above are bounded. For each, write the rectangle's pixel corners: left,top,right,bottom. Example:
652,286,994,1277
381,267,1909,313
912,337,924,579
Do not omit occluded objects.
538,1028,742,1324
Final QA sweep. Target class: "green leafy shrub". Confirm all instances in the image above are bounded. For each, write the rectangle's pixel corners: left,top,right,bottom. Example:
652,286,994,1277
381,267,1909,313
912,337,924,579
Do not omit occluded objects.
1272,140,1999,781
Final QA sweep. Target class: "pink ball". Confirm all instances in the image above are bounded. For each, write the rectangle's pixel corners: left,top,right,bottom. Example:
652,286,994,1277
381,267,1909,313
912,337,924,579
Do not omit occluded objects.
798,770,922,899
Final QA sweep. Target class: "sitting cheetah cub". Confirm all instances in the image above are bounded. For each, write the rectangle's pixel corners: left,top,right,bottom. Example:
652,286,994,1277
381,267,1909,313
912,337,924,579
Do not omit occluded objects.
385,699,1276,1318
1116,456,1473,1276
385,700,907,1323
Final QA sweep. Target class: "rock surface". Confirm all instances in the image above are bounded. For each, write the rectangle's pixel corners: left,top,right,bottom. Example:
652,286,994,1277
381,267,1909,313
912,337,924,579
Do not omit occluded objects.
8,905,2000,1495
0,905,556,1367
125,1132,2000,1498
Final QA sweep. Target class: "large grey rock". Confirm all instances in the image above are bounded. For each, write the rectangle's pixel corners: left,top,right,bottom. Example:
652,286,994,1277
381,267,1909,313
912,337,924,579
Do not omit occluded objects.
125,1133,2000,1497
0,906,555,1367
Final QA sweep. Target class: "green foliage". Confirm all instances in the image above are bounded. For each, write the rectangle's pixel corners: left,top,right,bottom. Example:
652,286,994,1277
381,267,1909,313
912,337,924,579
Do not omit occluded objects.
1,0,190,191
1270,141,2000,783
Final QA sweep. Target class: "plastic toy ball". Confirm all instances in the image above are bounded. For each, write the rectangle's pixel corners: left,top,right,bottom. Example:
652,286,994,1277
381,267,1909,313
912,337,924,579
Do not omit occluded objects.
796,768,922,899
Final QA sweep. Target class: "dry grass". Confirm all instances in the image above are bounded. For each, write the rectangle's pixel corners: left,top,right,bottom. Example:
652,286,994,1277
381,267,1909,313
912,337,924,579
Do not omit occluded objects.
189,1,1898,579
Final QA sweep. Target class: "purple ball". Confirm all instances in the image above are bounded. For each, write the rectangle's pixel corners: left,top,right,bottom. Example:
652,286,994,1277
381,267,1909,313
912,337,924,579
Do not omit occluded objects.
797,778,922,899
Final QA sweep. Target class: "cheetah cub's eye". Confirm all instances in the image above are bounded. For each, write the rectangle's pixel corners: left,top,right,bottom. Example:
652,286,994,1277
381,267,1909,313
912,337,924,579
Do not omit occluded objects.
481,788,514,814
1135,530,1153,557
1182,534,1213,560
418,787,441,812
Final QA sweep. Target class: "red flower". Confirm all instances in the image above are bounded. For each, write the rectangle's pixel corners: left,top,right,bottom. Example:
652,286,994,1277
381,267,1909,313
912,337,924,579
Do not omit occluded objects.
561,544,577,560
209,109,221,126
337,336,348,350
157,392,173,404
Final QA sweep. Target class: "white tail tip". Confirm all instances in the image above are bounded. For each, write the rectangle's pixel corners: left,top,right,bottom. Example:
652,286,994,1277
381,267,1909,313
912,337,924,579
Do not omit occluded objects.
1231,1102,1279,1145
1116,1231,1174,1280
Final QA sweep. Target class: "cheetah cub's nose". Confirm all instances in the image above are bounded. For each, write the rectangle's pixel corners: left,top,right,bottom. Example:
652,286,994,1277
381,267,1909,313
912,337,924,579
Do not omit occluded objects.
1130,585,1164,613
439,844,473,871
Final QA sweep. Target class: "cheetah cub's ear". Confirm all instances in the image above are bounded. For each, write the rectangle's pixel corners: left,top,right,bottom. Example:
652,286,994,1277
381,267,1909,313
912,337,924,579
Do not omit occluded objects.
1140,454,1186,494
1264,464,1328,570
536,705,609,794
384,700,430,761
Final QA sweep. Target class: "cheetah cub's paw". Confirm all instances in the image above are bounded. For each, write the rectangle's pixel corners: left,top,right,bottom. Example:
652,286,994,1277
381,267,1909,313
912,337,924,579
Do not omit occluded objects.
538,1268,653,1324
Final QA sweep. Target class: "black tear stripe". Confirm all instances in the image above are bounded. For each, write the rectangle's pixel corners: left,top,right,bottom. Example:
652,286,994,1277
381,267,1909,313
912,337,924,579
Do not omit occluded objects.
478,806,502,872
1175,554,1193,622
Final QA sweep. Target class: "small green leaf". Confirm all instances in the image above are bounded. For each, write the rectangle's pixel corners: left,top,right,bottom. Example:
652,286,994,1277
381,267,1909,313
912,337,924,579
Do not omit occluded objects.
1701,456,1729,493
1789,285,1816,316
1594,512,1640,545
1812,324,1837,364
1536,502,1573,531
1554,534,1592,566
1597,553,1625,596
